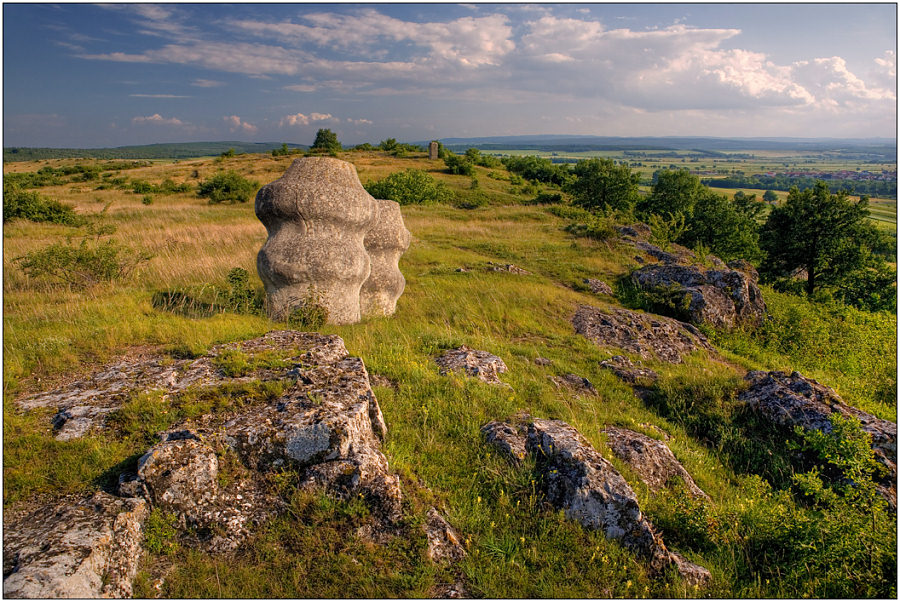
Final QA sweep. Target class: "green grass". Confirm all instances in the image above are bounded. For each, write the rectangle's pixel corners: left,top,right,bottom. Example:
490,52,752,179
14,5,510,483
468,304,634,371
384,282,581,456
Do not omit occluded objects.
3,150,896,598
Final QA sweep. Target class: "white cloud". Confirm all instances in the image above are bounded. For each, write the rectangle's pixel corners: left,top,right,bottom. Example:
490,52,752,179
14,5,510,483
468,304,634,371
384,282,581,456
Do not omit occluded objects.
132,114,185,125
278,112,334,127
224,115,257,134
346,118,373,125
191,79,224,87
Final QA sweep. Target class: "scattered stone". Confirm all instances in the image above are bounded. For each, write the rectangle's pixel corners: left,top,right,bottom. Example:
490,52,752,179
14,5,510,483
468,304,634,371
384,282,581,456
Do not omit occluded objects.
3,492,148,599
360,197,412,318
583,278,614,296
455,267,468,273
603,426,710,500
434,345,508,386
533,357,552,366
255,157,410,324
481,420,528,465
630,263,766,329
550,373,598,396
617,223,652,239
572,305,714,364
739,370,897,509
599,355,659,385
486,262,530,275
634,255,645,264
424,508,466,564
525,418,710,586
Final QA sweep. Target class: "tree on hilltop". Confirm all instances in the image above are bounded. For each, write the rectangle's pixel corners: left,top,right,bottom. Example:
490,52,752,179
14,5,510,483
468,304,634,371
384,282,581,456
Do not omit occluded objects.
567,158,640,213
311,129,341,154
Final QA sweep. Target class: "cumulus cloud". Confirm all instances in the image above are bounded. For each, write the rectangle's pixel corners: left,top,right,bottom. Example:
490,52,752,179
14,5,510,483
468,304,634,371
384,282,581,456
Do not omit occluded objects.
224,115,257,134
132,113,184,125
278,112,334,127
346,118,373,125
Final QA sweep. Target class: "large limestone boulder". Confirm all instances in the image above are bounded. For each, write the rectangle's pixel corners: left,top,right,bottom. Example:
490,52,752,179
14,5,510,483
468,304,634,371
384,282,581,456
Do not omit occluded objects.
739,370,897,508
572,304,714,364
630,263,766,329
360,198,411,317
481,417,711,586
256,157,377,324
3,492,148,599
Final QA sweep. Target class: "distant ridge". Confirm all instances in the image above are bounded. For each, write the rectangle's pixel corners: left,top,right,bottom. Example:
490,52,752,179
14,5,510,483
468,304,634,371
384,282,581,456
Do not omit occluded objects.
4,141,307,162
414,135,896,159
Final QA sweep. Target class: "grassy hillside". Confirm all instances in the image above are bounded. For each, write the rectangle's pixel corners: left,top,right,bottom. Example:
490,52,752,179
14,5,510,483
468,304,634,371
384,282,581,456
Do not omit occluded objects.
3,150,896,598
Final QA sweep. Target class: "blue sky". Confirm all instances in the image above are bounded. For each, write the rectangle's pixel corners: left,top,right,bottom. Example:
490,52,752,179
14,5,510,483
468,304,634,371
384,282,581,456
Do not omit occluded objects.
3,3,896,147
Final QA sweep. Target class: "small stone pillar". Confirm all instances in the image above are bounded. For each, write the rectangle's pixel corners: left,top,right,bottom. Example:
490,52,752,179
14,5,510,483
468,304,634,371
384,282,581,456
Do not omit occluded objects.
429,141,439,160
361,198,411,317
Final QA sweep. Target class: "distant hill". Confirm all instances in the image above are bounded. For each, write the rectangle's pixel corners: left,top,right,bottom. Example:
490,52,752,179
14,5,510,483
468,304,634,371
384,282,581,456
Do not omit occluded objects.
414,135,896,160
3,141,307,162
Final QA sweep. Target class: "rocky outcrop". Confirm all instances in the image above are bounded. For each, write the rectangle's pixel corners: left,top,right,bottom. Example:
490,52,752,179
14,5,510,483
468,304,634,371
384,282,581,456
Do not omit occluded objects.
487,262,530,275
598,355,659,385
360,198,411,318
3,492,148,599
481,420,528,466
603,426,710,500
739,370,897,508
435,346,508,385
630,263,766,329
256,158,410,324
16,330,348,441
550,373,598,396
573,305,713,364
7,331,406,595
481,417,710,586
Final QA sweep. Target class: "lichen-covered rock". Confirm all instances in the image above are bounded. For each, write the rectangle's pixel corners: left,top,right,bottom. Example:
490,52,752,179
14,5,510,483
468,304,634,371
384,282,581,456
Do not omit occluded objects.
481,420,528,465
603,426,710,500
434,345,508,385
583,278,614,296
424,508,466,564
573,305,713,364
3,492,148,599
740,370,897,508
15,331,347,441
525,419,710,585
598,355,659,385
630,263,766,329
550,373,598,396
360,198,411,318
256,157,377,323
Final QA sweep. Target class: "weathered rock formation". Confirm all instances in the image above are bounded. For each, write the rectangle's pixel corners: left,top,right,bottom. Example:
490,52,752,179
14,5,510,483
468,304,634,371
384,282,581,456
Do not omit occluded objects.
739,370,897,508
630,262,766,329
603,426,710,500
3,493,148,598
435,345,508,385
360,198,411,317
598,355,659,385
573,304,714,364
481,417,710,586
255,157,409,324
424,508,466,564
6,331,409,595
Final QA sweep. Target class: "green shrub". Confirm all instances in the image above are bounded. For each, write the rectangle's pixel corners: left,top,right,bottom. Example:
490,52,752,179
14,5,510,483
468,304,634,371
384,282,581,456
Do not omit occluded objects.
443,153,474,176
142,195,153,205
3,187,83,225
563,215,616,241
454,191,488,210
531,191,563,205
144,508,180,555
364,169,454,205
15,238,152,288
224,267,262,314
198,171,259,204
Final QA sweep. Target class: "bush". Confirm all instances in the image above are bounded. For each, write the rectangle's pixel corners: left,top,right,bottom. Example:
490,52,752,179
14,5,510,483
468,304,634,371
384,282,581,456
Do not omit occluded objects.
3,187,83,225
364,169,454,205
15,238,153,289
286,290,329,329
443,153,474,176
197,171,258,204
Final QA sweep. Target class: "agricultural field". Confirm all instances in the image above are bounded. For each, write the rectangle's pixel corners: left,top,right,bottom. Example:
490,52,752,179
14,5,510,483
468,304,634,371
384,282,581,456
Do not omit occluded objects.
3,149,896,598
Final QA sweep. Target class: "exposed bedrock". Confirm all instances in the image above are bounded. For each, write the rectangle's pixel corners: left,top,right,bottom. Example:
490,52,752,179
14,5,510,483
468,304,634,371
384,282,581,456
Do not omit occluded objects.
481,417,711,586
